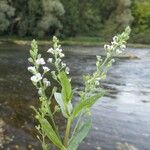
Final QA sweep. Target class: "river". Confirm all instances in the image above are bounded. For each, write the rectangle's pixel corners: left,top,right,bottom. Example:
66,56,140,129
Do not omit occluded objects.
0,44,150,150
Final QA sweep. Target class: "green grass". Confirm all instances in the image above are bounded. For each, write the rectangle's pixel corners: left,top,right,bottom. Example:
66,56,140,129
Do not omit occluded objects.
0,35,105,46
0,35,150,48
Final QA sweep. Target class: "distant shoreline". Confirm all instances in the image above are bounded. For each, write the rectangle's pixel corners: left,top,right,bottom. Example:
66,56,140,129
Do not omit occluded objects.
0,37,150,48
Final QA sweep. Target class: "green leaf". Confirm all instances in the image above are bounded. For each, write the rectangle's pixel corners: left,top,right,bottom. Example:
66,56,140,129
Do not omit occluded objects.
72,93,104,118
67,102,73,115
37,116,66,150
58,71,72,103
67,121,92,150
54,92,69,118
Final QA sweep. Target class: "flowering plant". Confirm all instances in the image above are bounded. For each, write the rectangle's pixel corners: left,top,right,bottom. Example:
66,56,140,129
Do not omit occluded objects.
28,27,130,150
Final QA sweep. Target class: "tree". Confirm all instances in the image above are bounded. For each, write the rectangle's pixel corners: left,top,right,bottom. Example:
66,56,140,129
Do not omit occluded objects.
0,0,15,33
131,0,150,43
11,0,42,36
101,0,133,38
61,0,79,37
36,0,65,37
78,0,102,36
12,0,64,37
132,0,150,32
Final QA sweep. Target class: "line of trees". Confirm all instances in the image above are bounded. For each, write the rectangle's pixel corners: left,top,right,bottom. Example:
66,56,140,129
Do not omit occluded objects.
0,0,150,43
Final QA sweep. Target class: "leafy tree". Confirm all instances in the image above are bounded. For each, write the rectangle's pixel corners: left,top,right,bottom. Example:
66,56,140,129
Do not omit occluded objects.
11,0,42,36
97,0,117,23
12,0,64,37
78,0,102,36
132,0,150,32
0,0,149,43
101,0,133,38
131,0,150,43
61,0,79,37
0,0,15,33
37,0,65,37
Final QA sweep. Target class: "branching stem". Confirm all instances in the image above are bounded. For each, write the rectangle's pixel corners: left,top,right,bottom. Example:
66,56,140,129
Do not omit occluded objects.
63,117,72,147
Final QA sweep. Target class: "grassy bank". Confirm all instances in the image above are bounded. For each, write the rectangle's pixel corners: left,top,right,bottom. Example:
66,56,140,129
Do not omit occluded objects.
0,36,150,48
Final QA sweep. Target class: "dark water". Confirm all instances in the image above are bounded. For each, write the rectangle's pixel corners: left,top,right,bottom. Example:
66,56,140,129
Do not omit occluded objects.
0,44,150,150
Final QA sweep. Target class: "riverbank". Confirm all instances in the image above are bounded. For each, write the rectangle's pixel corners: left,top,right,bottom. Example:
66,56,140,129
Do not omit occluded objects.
0,36,150,48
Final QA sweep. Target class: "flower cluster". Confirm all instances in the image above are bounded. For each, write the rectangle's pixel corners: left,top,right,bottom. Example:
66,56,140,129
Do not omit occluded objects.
28,37,70,95
28,40,51,96
104,26,130,56
81,26,131,98
47,36,69,76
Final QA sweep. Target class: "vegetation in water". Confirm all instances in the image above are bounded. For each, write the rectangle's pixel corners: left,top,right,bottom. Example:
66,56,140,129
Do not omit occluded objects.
28,27,130,150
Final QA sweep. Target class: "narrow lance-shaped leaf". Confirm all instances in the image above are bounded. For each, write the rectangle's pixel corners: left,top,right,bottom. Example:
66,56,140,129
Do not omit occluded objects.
54,92,69,118
67,121,92,150
72,92,105,118
37,116,66,150
58,71,73,103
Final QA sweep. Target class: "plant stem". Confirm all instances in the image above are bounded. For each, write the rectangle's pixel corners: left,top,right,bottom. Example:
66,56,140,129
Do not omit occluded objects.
69,113,82,142
63,117,72,147
39,81,61,139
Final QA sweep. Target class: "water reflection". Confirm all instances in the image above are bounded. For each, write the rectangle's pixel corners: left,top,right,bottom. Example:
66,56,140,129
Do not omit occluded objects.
0,44,150,149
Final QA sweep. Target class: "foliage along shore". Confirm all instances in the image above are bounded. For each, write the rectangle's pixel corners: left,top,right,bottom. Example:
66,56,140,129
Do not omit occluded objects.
0,36,150,49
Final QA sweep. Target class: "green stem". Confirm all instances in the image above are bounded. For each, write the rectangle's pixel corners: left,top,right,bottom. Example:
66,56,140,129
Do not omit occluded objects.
69,113,83,143
39,81,61,139
99,55,110,69
63,117,72,147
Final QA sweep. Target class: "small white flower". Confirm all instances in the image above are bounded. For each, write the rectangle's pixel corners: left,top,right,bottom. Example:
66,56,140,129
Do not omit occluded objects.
61,62,66,68
59,53,65,58
28,66,36,73
116,49,122,54
110,45,113,50
56,58,61,64
111,59,115,63
104,44,108,49
47,48,53,53
96,61,100,67
47,58,53,63
95,81,100,86
31,73,42,83
96,55,101,61
96,77,101,81
120,44,126,50
113,36,118,42
106,52,111,57
36,58,45,65
111,41,117,45
59,48,62,52
104,44,112,50
43,66,50,73
56,48,62,52
51,71,57,80
43,78,51,87
38,88,43,95
65,67,70,74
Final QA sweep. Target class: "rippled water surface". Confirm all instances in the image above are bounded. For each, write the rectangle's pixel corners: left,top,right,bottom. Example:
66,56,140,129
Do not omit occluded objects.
0,44,150,150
